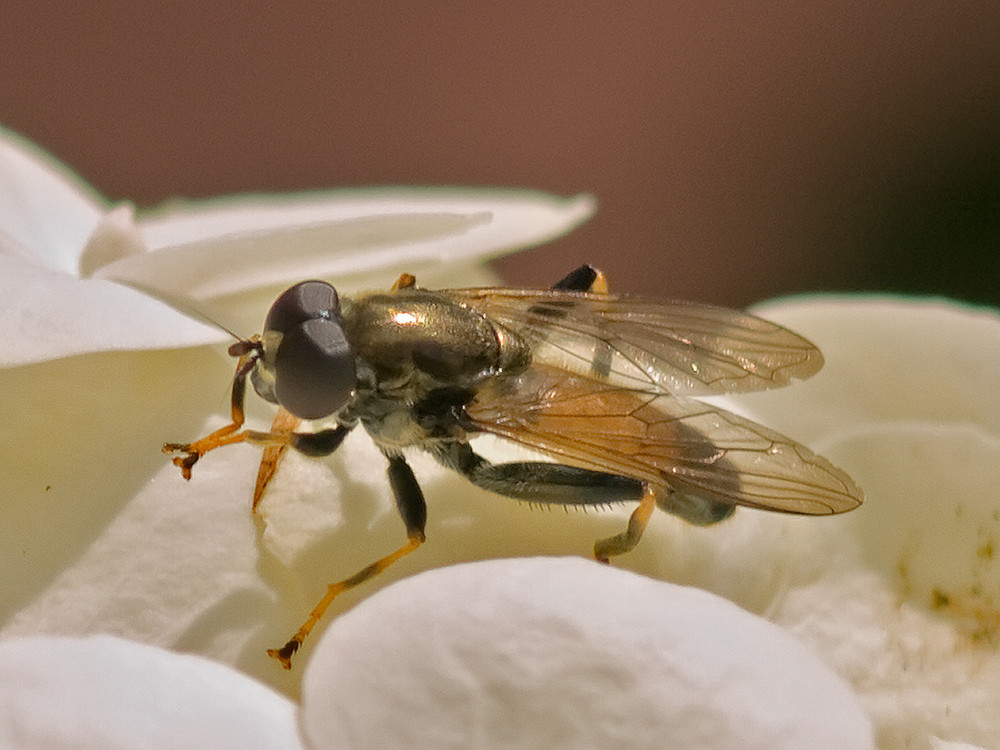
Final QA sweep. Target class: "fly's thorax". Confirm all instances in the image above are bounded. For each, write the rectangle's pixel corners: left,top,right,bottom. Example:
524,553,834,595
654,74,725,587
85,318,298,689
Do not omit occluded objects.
340,290,530,390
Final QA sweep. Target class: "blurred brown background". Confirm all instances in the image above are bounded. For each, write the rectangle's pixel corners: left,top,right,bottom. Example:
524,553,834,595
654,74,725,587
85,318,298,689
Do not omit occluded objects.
4,2,999,307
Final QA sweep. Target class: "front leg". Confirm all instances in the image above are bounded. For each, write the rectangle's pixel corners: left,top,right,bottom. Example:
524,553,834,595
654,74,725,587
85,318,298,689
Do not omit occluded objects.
163,346,261,478
247,411,354,510
247,421,355,510
251,409,301,512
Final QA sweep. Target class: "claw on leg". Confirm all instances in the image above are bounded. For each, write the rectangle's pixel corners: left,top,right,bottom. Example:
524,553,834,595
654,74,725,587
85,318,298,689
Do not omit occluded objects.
162,425,250,479
163,426,294,480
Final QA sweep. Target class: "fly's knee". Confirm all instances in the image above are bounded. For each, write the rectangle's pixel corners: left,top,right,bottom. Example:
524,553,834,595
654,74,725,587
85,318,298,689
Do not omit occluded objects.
289,425,351,457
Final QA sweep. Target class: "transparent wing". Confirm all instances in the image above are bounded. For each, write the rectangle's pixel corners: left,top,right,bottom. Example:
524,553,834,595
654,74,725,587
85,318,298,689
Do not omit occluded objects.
467,364,862,515
445,287,823,395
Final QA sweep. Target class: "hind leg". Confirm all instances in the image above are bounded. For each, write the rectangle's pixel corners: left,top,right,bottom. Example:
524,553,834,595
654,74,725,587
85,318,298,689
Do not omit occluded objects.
435,441,654,563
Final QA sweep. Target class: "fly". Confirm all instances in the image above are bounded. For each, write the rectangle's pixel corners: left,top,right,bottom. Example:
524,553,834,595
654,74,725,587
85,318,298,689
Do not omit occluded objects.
164,265,862,668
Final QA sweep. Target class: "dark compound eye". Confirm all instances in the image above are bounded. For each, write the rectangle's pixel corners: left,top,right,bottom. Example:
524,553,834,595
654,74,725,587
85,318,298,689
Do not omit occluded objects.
265,281,356,420
264,280,341,336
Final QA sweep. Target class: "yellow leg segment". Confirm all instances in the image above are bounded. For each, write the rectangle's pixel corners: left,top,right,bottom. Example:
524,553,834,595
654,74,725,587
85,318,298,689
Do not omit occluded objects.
589,268,609,293
267,533,424,669
593,485,656,563
163,427,292,480
252,408,300,513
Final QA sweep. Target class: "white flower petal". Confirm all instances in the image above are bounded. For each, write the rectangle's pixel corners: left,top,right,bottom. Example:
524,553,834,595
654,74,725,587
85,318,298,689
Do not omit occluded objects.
2,441,265,650
0,146,223,366
77,203,147,276
95,189,596,309
0,127,104,273
3,408,322,695
770,422,1000,750
0,253,225,367
0,635,302,750
744,296,1000,440
300,558,873,750
0,349,243,635
832,422,999,623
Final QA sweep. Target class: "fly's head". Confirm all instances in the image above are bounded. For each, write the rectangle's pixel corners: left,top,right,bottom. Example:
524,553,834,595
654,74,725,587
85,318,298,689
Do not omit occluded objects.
241,280,358,420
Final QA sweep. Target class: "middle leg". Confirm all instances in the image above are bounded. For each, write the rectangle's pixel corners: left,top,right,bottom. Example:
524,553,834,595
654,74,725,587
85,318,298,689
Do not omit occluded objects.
267,451,427,669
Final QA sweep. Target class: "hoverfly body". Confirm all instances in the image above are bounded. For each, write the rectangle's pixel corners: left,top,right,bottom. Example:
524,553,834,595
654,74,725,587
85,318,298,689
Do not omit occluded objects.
164,264,862,668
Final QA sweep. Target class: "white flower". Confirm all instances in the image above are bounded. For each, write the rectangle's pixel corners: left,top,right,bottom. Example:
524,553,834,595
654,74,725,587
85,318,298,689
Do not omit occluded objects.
1,128,996,749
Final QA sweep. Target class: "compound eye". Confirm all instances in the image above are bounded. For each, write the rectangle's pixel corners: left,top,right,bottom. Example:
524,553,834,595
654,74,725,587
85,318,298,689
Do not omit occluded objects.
265,280,340,336
274,317,356,420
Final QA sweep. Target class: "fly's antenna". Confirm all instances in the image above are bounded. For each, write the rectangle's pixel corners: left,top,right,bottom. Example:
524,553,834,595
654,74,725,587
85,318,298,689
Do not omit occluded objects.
212,318,244,344
188,307,258,354
147,289,250,345
106,271,253,343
